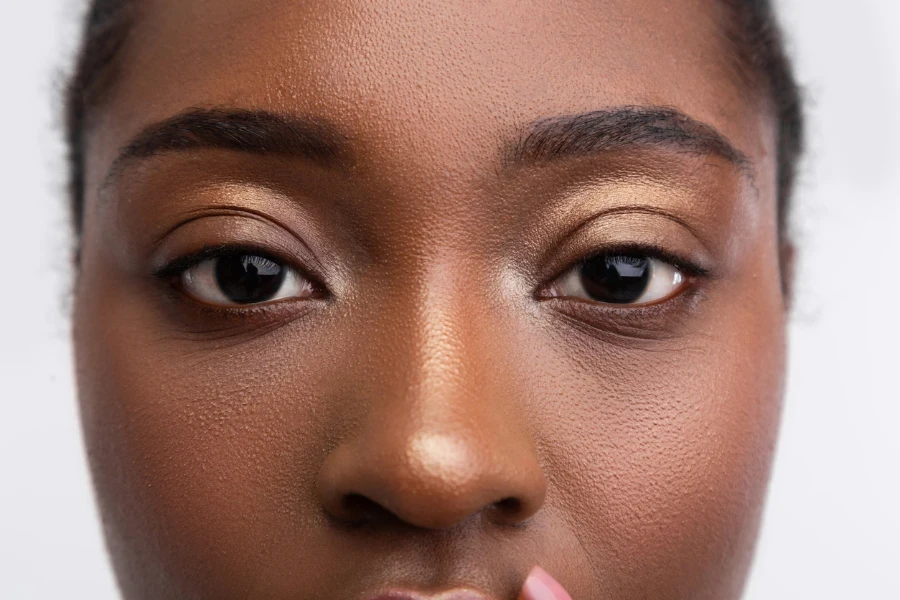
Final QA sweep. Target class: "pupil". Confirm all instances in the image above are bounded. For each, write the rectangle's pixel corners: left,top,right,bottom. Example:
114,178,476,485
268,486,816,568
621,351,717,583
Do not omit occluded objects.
215,254,286,304
579,254,650,303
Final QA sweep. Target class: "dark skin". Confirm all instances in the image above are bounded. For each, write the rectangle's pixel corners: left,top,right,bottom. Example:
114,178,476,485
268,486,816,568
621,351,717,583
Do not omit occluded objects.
73,0,787,598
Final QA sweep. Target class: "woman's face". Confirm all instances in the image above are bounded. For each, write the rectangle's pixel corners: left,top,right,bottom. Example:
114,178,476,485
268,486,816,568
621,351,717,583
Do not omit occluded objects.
73,0,787,598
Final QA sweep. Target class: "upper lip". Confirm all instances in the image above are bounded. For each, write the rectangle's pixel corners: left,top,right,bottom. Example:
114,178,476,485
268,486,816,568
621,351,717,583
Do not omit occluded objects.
363,588,496,600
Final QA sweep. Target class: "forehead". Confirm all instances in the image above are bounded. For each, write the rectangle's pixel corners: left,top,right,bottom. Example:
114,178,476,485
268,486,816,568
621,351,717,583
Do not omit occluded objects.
88,0,772,193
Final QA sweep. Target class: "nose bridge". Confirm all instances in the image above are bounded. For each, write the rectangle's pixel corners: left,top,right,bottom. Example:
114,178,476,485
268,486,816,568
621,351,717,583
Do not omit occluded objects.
411,260,497,406
361,252,516,427
317,259,547,530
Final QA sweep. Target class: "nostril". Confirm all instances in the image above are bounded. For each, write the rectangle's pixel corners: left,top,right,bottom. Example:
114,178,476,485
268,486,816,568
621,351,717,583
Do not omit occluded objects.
488,496,527,525
495,497,521,512
338,493,401,527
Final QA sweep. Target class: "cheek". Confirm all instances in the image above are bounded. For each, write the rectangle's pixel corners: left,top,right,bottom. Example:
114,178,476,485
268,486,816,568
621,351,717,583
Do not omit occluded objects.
74,271,340,597
74,214,786,600
534,288,785,598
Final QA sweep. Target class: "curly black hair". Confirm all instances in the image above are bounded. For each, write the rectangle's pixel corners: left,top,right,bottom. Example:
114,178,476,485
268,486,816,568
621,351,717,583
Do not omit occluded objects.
64,0,803,240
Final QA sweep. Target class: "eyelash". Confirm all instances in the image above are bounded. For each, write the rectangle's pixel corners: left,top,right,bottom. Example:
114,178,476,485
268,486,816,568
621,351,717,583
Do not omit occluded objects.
541,242,712,289
153,243,280,280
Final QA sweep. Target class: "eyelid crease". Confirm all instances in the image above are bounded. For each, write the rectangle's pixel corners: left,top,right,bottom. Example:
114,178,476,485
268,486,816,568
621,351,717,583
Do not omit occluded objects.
144,203,328,280
566,204,717,258
530,203,719,286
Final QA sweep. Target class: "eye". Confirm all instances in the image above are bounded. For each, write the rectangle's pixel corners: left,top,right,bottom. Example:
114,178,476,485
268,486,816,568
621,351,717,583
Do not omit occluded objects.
180,252,316,306
549,253,686,306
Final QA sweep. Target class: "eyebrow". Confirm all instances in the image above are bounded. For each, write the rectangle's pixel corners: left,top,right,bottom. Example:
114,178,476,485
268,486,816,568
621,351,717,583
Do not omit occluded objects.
504,106,751,173
105,105,750,188
104,107,349,185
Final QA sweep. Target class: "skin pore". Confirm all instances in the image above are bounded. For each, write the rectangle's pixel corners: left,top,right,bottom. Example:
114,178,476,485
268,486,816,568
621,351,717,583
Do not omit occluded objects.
72,0,791,598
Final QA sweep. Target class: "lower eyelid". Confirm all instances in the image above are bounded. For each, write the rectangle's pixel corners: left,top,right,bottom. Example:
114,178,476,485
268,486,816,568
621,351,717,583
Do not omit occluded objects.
161,296,322,340
540,283,707,344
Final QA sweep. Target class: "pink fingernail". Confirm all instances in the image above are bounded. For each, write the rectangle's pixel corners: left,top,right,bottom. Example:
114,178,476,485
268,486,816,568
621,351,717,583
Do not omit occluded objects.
519,566,573,600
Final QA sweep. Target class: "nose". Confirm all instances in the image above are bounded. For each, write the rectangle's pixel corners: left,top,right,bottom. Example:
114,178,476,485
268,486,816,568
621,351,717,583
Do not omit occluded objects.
316,282,547,530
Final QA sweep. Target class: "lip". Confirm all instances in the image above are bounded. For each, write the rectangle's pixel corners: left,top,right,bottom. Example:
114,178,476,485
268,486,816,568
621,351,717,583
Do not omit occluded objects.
364,588,495,600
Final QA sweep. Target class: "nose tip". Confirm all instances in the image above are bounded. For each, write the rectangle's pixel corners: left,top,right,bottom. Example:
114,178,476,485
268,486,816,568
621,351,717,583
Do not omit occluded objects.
317,429,546,530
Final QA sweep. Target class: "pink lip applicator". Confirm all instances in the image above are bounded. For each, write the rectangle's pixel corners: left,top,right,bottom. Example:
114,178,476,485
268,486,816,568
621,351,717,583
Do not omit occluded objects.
518,566,574,600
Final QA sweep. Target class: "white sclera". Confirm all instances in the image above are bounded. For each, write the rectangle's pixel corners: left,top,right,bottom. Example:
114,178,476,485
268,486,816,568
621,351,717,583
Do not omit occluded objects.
556,257,684,305
182,256,313,306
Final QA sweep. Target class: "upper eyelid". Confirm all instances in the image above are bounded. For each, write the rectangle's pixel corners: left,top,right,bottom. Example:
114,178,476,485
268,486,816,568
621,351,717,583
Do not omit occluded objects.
552,205,714,253
584,246,709,277
153,244,267,279
153,245,315,285
145,205,331,279
541,244,711,293
528,205,719,287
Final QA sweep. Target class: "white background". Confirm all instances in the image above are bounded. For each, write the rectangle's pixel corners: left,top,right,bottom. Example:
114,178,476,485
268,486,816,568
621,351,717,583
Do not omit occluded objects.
0,0,897,598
